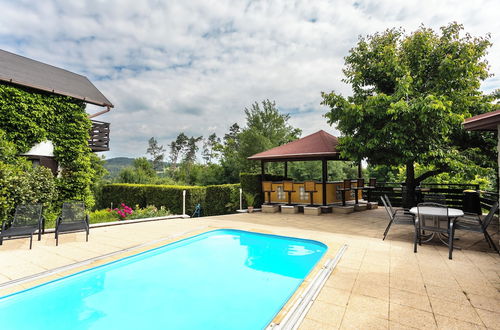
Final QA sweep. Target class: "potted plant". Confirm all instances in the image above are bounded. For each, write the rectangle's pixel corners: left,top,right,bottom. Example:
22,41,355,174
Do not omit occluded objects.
244,192,256,213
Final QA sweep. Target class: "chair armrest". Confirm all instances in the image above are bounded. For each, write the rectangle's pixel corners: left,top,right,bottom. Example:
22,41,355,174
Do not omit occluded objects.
85,214,90,227
55,216,62,229
1,220,6,231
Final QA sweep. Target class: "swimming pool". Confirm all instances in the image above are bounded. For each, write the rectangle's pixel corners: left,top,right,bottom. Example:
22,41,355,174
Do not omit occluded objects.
0,229,327,329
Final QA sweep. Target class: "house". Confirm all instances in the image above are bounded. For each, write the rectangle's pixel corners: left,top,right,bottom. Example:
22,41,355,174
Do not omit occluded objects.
0,49,114,174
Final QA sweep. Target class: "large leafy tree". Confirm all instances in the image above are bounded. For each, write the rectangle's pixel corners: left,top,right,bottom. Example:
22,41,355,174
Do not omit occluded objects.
237,99,301,172
322,23,497,206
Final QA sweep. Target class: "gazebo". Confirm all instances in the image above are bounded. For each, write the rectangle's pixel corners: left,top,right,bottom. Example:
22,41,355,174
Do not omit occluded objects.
248,130,362,207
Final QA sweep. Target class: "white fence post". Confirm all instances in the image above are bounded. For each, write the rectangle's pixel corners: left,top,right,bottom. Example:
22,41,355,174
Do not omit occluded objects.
239,188,243,211
183,190,186,215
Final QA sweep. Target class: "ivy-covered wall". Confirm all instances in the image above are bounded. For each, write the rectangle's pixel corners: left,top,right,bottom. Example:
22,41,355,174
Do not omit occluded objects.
0,83,95,207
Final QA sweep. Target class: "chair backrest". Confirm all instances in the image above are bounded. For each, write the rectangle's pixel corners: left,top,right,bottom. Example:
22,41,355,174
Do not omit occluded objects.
304,181,316,192
417,202,448,230
482,202,499,229
61,202,86,223
423,194,446,204
380,196,394,221
13,204,42,227
357,178,364,188
369,178,376,187
383,194,396,215
343,179,351,189
283,181,294,192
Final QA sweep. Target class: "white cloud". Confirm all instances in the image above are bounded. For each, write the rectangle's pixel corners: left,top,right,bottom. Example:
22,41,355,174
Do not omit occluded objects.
1,0,499,158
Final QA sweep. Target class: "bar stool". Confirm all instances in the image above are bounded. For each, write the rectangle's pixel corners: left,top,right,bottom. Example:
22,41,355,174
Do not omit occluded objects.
365,178,377,202
283,181,295,205
352,178,365,205
304,181,317,206
262,181,275,205
337,179,352,206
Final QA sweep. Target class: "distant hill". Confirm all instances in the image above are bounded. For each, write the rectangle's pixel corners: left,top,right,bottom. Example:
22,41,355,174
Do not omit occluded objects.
103,157,169,178
104,157,135,177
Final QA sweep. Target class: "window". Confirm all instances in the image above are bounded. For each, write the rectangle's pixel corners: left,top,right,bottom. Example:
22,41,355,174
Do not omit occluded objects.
299,187,308,201
276,186,285,200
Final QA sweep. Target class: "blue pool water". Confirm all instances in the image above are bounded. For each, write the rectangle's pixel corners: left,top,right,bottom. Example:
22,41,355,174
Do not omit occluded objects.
0,229,327,330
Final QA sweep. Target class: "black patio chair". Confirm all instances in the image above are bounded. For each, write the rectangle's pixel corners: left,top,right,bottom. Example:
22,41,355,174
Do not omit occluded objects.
451,202,499,254
55,202,89,246
0,204,44,249
380,195,415,241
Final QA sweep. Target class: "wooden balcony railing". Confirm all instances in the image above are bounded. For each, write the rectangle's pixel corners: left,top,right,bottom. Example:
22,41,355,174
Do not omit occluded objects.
89,120,110,152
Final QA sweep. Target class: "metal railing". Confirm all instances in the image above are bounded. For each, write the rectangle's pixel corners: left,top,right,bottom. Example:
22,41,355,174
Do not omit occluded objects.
367,182,481,208
89,120,110,152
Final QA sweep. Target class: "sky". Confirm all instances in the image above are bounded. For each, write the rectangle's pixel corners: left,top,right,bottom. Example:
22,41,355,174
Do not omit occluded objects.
1,0,499,159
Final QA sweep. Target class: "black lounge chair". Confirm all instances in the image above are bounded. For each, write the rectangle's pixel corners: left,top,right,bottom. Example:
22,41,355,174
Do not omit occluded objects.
55,202,89,246
0,204,44,249
451,202,499,254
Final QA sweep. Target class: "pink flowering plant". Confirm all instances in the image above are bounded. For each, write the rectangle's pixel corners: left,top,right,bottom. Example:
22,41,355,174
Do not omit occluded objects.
112,203,133,219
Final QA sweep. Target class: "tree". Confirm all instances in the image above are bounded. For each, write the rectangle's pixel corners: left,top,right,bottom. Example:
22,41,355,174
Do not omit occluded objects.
169,133,188,170
218,123,241,183
322,23,497,207
146,137,166,171
117,157,156,184
202,133,221,164
237,100,301,172
183,136,203,164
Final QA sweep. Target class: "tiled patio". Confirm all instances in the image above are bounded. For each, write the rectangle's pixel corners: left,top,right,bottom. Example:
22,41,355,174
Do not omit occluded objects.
0,209,499,329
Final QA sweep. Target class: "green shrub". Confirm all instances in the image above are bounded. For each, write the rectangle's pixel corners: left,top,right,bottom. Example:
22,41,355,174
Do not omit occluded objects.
128,205,170,220
89,209,118,224
100,183,240,217
0,158,57,222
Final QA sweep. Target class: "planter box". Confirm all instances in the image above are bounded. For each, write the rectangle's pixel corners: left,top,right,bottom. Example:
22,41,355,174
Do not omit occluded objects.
281,205,299,214
304,206,322,216
262,204,280,213
354,204,368,211
331,205,355,214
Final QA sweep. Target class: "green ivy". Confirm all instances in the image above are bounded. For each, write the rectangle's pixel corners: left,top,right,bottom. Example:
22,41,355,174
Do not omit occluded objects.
0,83,95,208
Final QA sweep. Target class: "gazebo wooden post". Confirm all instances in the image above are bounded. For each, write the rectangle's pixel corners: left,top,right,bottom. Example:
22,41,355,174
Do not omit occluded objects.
284,161,288,179
322,158,328,206
358,161,362,178
261,161,265,181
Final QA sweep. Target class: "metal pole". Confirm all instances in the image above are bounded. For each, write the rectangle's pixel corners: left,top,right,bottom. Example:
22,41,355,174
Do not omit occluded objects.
182,190,186,215
322,159,327,206
239,188,243,211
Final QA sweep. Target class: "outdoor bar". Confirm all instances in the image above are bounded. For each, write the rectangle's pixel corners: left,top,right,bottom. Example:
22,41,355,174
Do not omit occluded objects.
248,130,366,210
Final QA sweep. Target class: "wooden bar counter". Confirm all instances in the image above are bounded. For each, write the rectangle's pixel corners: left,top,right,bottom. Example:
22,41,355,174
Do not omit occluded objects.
262,180,363,205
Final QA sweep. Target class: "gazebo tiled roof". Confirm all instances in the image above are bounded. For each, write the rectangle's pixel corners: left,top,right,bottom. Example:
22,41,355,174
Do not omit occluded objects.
247,130,341,161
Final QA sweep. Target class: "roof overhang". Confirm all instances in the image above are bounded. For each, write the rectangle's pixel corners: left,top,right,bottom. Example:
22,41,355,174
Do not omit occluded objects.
0,49,114,108
463,110,500,131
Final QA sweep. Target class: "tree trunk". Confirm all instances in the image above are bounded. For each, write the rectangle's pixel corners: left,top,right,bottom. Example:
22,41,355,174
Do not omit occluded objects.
404,161,417,209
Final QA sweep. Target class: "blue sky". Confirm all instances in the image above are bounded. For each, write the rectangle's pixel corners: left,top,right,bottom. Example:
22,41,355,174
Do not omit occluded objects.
1,0,499,158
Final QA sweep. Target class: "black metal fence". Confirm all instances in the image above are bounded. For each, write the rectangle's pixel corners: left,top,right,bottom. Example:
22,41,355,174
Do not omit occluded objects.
367,182,489,209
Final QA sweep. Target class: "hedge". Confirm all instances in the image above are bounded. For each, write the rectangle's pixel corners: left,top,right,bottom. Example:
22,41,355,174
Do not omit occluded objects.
240,173,284,206
100,183,240,216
